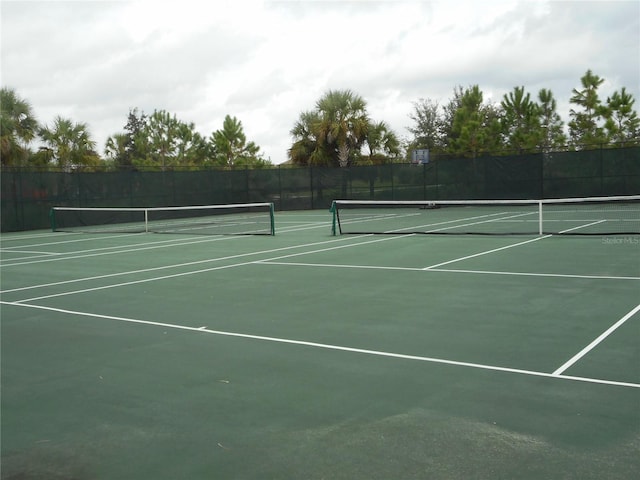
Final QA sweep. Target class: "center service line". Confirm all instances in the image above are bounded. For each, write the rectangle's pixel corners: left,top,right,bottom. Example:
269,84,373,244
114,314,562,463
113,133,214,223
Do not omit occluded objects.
423,235,551,270
552,303,640,376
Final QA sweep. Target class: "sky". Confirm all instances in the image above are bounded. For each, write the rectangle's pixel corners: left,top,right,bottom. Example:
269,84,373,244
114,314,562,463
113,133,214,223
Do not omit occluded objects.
1,0,639,164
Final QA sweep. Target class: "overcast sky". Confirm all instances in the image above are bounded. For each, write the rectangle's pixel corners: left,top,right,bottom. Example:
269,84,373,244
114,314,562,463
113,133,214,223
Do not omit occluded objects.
1,0,638,163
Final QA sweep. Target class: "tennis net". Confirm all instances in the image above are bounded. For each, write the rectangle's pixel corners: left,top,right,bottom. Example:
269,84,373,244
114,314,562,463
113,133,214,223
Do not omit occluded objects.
331,195,640,235
51,203,275,235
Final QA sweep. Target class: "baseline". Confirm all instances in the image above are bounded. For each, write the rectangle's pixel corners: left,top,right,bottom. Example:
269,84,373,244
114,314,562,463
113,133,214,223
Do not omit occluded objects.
2,300,638,389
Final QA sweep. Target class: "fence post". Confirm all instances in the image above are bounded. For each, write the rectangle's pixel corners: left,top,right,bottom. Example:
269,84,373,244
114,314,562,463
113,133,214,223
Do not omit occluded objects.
309,166,314,209
390,162,394,200
14,169,23,230
76,171,82,207
539,152,545,199
422,163,426,200
434,160,440,200
245,166,250,202
277,165,283,211
599,143,604,195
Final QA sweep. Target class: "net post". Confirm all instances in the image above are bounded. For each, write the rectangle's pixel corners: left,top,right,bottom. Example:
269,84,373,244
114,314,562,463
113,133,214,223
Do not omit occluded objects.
330,201,337,236
269,202,276,235
538,201,543,235
144,209,149,233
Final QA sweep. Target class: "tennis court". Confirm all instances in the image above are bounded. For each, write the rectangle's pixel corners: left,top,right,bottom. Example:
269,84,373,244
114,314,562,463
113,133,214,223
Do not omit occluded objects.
1,206,639,479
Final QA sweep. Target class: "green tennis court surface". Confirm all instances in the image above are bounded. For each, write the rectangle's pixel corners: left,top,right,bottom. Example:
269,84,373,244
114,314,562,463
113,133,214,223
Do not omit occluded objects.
1,210,638,479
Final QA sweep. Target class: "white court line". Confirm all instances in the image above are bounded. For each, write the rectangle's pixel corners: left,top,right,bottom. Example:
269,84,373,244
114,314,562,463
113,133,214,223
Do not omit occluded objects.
9,259,258,302
558,219,606,233
278,221,328,224
423,236,550,270
1,217,323,252
423,219,616,270
0,235,246,266
341,210,532,234
0,231,77,241
0,217,332,267
0,249,62,256
256,261,640,281
428,268,639,281
0,234,369,294
10,235,407,302
415,211,536,234
0,220,350,294
340,212,509,233
257,261,423,272
2,300,637,389
552,303,640,376
1,231,147,249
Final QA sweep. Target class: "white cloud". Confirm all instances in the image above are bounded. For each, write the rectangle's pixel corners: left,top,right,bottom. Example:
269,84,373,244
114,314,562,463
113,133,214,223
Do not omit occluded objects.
1,0,638,163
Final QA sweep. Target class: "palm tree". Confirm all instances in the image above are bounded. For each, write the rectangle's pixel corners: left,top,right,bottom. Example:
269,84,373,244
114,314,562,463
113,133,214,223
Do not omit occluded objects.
39,116,98,170
0,87,38,166
289,90,374,167
104,133,129,168
288,110,333,166
363,120,400,164
315,89,369,167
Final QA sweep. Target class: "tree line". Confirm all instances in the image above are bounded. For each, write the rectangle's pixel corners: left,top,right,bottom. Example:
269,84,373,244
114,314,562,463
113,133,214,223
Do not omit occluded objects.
1,69,638,171
405,70,639,161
